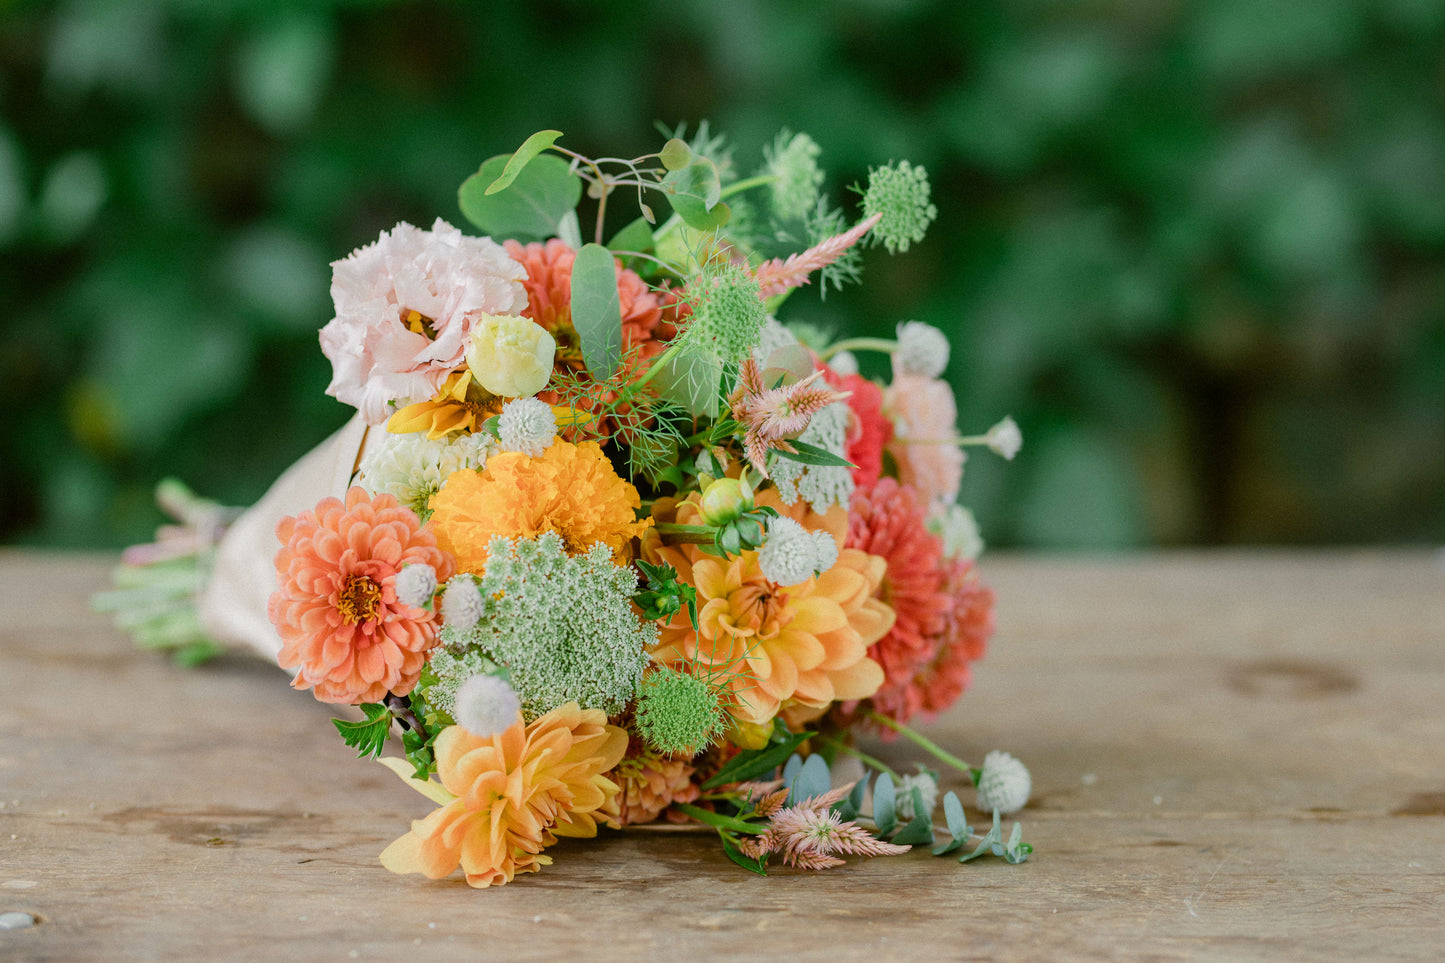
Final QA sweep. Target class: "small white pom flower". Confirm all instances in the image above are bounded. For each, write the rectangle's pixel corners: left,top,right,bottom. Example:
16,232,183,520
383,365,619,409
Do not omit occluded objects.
985,416,1022,461
758,516,823,586
975,750,1032,815
827,350,859,377
393,563,437,609
498,397,556,457
810,529,839,575
453,674,521,738
894,771,939,821
440,576,485,632
928,504,984,562
894,321,950,379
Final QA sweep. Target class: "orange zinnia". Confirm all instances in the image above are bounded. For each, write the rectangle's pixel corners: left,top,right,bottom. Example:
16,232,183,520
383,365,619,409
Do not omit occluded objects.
642,490,892,729
379,704,627,888
268,486,455,704
426,440,651,573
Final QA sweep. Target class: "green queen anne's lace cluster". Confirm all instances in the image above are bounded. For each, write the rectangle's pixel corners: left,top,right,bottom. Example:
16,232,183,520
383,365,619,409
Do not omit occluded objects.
862,160,937,254
445,533,655,720
634,665,726,756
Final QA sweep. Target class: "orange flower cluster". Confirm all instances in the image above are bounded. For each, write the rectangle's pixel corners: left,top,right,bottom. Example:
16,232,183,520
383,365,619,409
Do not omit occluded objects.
642,490,892,728
427,440,652,573
380,703,627,888
269,487,454,704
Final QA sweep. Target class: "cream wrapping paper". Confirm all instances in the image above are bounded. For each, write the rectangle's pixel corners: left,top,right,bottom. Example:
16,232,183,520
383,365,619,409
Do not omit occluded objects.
198,415,370,662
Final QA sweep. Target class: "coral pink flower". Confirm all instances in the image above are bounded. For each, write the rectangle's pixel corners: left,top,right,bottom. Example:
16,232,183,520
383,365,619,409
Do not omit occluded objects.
269,487,455,704
845,477,953,723
882,372,965,509
917,558,995,716
821,368,893,488
320,219,528,425
605,739,702,827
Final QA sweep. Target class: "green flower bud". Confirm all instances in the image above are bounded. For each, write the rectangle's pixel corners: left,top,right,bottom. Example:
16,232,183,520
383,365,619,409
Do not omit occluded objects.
698,476,755,527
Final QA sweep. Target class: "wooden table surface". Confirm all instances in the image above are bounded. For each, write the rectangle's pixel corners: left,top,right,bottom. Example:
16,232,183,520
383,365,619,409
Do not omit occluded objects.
2,549,1442,961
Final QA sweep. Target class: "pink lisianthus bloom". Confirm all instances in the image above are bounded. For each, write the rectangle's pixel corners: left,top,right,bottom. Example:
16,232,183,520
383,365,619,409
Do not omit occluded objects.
882,371,965,510
319,218,528,425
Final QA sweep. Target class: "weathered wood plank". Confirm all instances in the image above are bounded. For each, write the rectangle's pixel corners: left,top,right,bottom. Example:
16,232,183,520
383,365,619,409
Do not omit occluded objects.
2,550,1442,961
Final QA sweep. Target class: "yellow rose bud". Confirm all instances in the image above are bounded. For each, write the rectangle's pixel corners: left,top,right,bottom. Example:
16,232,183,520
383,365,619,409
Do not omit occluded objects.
697,476,754,527
726,717,773,751
464,313,556,398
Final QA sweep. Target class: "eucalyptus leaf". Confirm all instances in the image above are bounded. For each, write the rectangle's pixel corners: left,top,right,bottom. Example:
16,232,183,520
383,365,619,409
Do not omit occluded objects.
659,137,692,171
701,729,812,789
782,753,803,792
484,129,564,195
570,243,623,380
789,753,832,804
1002,821,1030,864
607,216,655,271
662,159,730,231
652,346,723,418
931,790,972,856
959,810,1003,863
458,153,581,243
873,772,897,837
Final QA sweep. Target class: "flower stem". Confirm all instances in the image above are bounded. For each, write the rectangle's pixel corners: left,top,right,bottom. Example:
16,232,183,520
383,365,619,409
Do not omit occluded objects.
654,522,716,545
865,710,974,777
820,337,897,361
628,339,685,394
898,434,990,447
719,174,778,200
819,734,900,781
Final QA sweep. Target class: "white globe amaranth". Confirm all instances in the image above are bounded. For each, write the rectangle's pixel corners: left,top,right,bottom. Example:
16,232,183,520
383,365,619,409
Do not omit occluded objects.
928,503,984,562
453,674,522,738
393,563,437,609
894,770,940,822
757,516,820,586
985,416,1022,461
894,321,950,379
498,396,557,457
975,750,1032,815
440,575,484,632
809,529,839,575
827,350,859,377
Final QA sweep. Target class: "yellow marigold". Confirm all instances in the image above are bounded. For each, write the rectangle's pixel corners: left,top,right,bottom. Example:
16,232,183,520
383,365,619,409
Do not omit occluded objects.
427,440,652,573
641,490,893,729
379,703,627,888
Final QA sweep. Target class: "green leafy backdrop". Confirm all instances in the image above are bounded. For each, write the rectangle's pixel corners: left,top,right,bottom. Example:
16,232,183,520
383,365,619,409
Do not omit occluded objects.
3,0,1442,548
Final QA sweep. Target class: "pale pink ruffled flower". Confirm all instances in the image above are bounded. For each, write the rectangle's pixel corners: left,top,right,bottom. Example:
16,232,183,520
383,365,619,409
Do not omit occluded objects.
882,372,965,509
319,218,528,425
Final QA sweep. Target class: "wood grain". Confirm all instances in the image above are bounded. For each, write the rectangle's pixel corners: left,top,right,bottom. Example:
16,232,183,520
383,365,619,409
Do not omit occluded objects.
2,549,1442,961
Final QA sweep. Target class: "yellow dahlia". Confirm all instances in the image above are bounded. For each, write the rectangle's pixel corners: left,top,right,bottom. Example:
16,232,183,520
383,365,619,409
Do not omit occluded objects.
641,490,892,729
379,703,627,888
426,440,652,573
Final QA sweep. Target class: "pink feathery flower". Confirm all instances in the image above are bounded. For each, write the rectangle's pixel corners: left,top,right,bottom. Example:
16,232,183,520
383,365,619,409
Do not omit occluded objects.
752,213,882,300
759,807,910,869
729,357,850,474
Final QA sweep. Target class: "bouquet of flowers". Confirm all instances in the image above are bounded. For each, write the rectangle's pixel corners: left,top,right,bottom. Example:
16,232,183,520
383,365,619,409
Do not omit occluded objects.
98,126,1031,888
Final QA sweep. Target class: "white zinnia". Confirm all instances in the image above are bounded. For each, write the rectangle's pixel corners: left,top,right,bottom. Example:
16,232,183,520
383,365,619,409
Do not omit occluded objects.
453,674,521,738
393,564,437,609
975,750,1032,815
498,397,556,457
894,321,950,379
357,430,497,518
440,576,485,632
985,416,1022,461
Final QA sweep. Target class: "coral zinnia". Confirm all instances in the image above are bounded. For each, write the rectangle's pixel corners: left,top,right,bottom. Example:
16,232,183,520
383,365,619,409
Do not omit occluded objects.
821,368,893,489
916,557,995,716
426,440,651,573
269,487,455,704
642,490,891,729
844,477,956,723
379,703,627,888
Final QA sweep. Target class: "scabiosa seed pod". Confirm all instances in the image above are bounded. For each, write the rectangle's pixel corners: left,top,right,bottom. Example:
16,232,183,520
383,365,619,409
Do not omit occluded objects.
394,563,438,609
894,321,950,379
975,750,1031,815
453,674,522,738
498,397,557,457
440,576,485,632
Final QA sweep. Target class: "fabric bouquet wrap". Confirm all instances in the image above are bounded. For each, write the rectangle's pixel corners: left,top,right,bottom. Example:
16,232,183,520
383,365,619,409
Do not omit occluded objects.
101,127,1033,888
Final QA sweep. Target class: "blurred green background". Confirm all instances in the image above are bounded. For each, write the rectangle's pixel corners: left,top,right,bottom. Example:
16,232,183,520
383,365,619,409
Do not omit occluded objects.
2,0,1443,549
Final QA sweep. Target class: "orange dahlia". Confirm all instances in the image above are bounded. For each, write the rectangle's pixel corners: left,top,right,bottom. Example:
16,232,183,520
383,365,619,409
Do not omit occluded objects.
379,703,627,888
268,486,455,704
642,490,892,729
426,440,651,573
